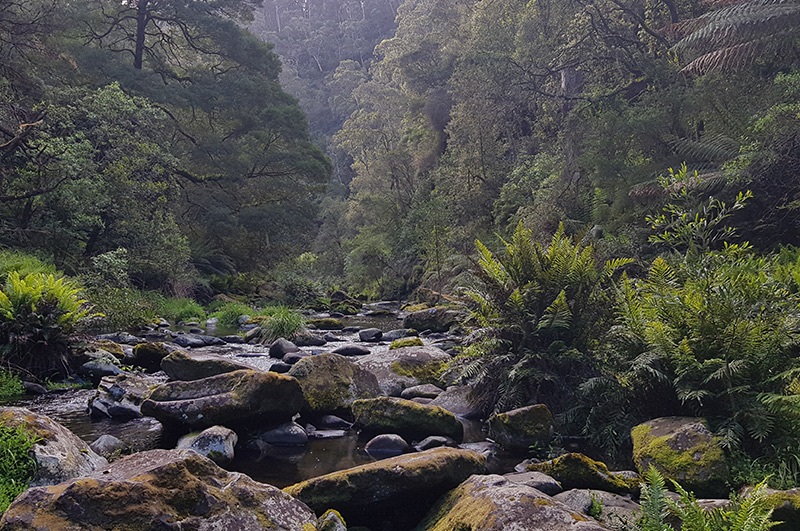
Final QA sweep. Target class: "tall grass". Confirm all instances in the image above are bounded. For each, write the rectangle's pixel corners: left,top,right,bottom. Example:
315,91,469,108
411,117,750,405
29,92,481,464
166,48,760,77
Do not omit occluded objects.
259,306,306,343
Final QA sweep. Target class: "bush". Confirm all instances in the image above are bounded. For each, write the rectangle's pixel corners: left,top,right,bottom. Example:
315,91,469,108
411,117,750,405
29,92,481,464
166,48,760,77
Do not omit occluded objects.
258,306,306,343
0,272,94,379
83,287,159,332
0,370,23,401
0,250,56,282
0,424,38,513
208,301,255,328
155,297,205,323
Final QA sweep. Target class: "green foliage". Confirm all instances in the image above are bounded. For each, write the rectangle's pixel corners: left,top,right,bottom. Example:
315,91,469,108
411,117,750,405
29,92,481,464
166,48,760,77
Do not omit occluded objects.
208,301,255,328
259,306,307,343
0,370,23,401
0,272,94,379
0,251,56,282
636,467,777,531
84,287,159,332
154,297,205,323
0,423,38,514
454,222,631,414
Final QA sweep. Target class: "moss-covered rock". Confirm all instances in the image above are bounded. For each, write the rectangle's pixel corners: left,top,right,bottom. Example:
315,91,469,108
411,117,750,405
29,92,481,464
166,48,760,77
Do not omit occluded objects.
402,307,461,333
764,488,800,531
353,346,451,396
488,404,554,452
390,337,424,350
90,339,125,360
353,396,463,441
416,474,610,531
130,342,171,372
0,449,318,530
307,318,345,330
288,354,381,415
160,349,256,381
283,447,485,529
527,453,640,495
631,417,729,498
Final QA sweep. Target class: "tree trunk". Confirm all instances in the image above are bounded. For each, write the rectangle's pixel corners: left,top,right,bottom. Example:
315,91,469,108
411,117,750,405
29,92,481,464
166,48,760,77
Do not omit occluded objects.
134,0,149,70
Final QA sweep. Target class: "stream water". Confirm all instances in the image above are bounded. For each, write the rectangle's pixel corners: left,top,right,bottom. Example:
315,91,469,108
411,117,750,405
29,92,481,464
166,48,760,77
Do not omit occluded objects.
9,310,492,488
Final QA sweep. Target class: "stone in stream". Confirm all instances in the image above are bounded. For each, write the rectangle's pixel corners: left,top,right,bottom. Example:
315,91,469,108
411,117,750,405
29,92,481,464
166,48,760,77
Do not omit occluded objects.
400,383,444,400
353,345,451,397
89,434,127,458
402,307,461,333
251,421,308,447
417,474,611,531
413,435,456,452
283,447,486,530
382,328,417,341
429,385,484,419
331,344,371,356
358,328,383,342
287,353,381,415
172,332,225,348
161,349,257,381
0,408,108,487
269,337,300,358
0,449,319,530
527,453,640,495
504,471,563,496
129,341,171,372
293,332,328,346
177,425,238,465
487,404,554,452
90,373,164,420
353,397,463,442
554,489,642,528
141,369,303,430
365,434,409,457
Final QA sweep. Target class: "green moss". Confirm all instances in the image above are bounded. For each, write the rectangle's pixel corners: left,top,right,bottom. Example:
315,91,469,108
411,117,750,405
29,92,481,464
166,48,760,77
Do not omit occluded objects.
307,318,345,330
317,509,347,530
390,359,446,385
527,453,640,495
353,397,462,440
403,303,430,313
390,337,424,350
93,340,125,359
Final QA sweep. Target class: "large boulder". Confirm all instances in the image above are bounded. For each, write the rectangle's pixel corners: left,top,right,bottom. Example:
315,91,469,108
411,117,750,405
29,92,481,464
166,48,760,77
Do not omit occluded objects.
428,385,483,419
488,404,554,452
554,489,641,528
353,397,463,441
141,369,303,430
353,345,450,396
416,474,610,530
284,447,485,529
0,408,107,487
528,453,640,495
0,449,319,530
288,353,381,415
631,417,729,497
129,342,171,372
89,373,164,420
160,349,256,381
402,307,460,333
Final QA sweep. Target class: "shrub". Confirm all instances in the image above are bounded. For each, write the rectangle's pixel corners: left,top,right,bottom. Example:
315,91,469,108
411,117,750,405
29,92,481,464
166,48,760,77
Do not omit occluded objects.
155,297,205,323
259,306,306,343
84,287,159,332
0,370,23,401
0,424,38,513
0,250,56,282
208,301,255,328
0,272,94,379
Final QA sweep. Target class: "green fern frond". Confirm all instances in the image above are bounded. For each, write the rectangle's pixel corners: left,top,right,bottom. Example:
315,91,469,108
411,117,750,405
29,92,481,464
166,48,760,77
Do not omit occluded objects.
537,290,572,331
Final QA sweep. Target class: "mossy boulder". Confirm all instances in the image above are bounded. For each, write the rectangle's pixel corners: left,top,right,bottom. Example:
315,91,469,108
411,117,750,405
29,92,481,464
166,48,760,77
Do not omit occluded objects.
764,488,800,530
631,417,729,498
283,447,485,529
353,396,463,441
141,369,303,430
0,449,318,530
176,425,238,465
130,341,171,372
0,408,108,487
307,318,345,330
89,339,125,360
160,349,256,381
390,337,424,349
89,373,162,420
288,354,381,414
416,474,610,531
488,404,554,452
402,306,461,333
527,453,640,495
353,346,451,396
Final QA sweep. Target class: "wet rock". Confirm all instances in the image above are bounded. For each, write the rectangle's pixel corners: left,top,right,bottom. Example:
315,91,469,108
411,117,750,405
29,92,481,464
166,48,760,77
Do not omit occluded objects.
161,349,257,381
0,449,318,530
306,318,345,330
353,346,451,396
353,397,463,441
413,435,456,452
0,408,107,487
332,344,371,356
358,328,383,342
284,447,485,529
252,421,308,447
488,404,554,452
270,338,300,358
221,335,245,344
283,351,311,365
317,414,353,429
402,307,461,333
308,429,348,440
429,385,484,419
390,337,424,349
417,474,610,530
89,434,127,458
173,333,225,348
400,383,444,400
288,353,381,415
631,417,729,498
90,373,161,420
317,509,347,531
141,369,303,430
177,425,238,465
504,471,563,496
365,434,409,457
22,381,47,395
78,359,124,385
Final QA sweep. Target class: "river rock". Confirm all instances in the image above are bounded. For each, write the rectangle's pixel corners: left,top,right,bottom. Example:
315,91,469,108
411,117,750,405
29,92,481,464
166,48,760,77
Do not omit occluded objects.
365,434,409,457
97,331,144,345
400,383,444,400
390,337,425,349
306,318,345,330
402,307,460,333
417,474,610,530
317,415,353,429
0,449,318,530
173,333,225,348
129,342,171,371
270,338,300,358
428,385,484,419
413,435,456,452
488,404,554,452
78,358,124,385
631,417,729,497
252,421,308,447
332,344,371,356
283,351,310,365
90,373,163,420
161,349,257,381
283,447,485,529
528,453,640,495
382,328,416,341
288,353,381,414
504,471,563,495
294,332,328,346
177,425,238,465
141,369,303,430
358,328,383,342
554,489,641,527
353,345,451,396
0,407,107,487
89,434,127,458
353,397,463,441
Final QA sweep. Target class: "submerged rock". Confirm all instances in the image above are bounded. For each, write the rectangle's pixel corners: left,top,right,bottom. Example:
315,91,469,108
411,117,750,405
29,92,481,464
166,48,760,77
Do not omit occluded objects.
0,407,107,487
90,373,164,420
0,449,318,530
